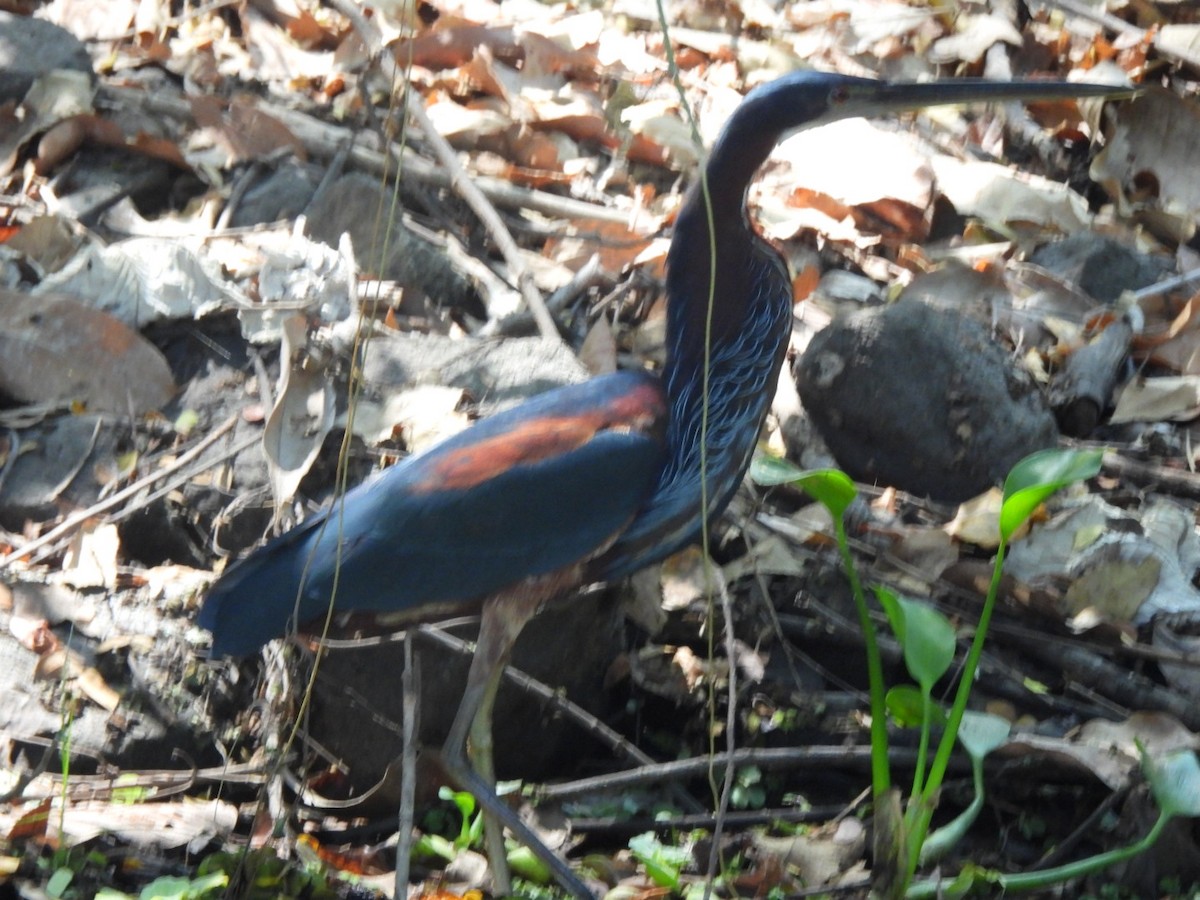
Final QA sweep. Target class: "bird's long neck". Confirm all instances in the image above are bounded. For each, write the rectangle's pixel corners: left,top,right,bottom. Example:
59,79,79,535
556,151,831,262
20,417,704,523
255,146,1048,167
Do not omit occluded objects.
592,119,794,579
662,105,791,366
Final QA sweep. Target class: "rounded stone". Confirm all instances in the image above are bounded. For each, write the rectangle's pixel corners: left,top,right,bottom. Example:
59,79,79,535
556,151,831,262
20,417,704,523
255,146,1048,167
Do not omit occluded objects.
0,12,93,103
794,300,1058,502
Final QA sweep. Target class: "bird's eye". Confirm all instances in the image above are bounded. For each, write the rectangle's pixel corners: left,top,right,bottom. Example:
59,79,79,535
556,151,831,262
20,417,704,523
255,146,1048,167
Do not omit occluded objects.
830,85,849,105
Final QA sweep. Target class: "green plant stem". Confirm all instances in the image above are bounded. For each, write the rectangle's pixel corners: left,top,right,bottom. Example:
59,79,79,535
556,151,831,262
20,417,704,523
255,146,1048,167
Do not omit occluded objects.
910,692,933,801
904,537,1008,882
836,516,890,797
906,810,1172,897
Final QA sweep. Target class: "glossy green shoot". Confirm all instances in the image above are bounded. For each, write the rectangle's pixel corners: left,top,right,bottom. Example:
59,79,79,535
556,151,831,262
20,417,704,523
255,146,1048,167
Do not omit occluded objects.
877,586,956,800
910,749,1200,896
999,448,1104,542
919,712,1010,866
906,447,1105,886
750,457,888,797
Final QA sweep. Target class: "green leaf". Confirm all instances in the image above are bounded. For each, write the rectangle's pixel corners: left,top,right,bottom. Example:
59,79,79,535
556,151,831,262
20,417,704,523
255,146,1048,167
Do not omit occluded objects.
885,684,929,727
1145,750,1200,819
411,833,456,862
438,785,476,818
507,845,552,884
748,453,807,486
1000,449,1104,541
749,457,857,518
956,711,1011,761
877,586,904,640
46,869,74,899
628,831,689,889
138,876,191,900
875,587,956,692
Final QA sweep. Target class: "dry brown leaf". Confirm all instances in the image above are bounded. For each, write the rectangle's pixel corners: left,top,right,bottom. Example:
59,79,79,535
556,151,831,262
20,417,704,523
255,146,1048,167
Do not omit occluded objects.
76,666,121,711
392,24,520,72
544,218,656,274
189,95,306,166
1136,294,1200,374
0,290,176,414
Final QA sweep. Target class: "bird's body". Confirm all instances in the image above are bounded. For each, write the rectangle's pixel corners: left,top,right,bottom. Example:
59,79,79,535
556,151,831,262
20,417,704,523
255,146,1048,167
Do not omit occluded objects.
201,370,670,655
201,71,1124,899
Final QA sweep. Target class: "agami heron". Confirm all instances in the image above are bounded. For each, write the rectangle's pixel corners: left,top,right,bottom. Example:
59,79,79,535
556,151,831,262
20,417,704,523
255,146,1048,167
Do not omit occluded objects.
201,71,1122,898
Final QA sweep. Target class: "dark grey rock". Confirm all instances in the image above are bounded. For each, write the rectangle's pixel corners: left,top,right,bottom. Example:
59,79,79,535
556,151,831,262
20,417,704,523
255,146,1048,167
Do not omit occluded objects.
794,300,1058,502
0,12,93,103
305,172,484,319
361,331,588,413
0,415,117,528
1030,234,1172,303
228,162,323,227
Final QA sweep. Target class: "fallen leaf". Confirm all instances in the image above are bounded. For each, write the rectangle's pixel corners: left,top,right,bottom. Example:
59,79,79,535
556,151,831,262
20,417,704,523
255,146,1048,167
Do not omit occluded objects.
1111,375,1200,423
62,523,121,590
0,290,176,414
262,315,336,513
1091,88,1200,242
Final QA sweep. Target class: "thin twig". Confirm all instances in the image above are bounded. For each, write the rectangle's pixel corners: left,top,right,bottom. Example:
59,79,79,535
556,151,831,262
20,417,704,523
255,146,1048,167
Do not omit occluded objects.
539,745,933,800
326,0,562,342
98,84,632,227
396,632,418,899
0,414,242,568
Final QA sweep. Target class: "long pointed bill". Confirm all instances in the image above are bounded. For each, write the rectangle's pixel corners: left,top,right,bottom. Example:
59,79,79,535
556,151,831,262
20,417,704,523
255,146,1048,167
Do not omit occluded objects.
848,76,1137,117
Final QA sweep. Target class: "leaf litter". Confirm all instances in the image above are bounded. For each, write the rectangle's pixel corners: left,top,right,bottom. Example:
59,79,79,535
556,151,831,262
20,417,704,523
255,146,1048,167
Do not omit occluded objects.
1,0,1200,896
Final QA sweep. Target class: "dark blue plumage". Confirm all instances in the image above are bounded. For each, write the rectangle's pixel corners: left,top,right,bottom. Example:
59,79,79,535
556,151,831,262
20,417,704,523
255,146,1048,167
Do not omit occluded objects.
200,71,1124,898
200,370,666,655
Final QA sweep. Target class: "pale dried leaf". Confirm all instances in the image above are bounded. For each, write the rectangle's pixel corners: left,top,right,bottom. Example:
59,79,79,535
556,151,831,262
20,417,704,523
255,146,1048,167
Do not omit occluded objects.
262,315,336,512
1091,89,1200,239
723,533,808,580
1111,376,1200,423
880,526,959,589
76,666,121,711
1155,24,1200,70
930,155,1092,232
659,546,719,612
927,14,1023,64
621,100,699,167
425,100,511,140
63,523,121,590
1001,731,1134,791
753,818,866,886
350,384,468,454
944,488,1004,548
1077,712,1200,760
578,316,617,375
32,238,245,327
44,798,238,850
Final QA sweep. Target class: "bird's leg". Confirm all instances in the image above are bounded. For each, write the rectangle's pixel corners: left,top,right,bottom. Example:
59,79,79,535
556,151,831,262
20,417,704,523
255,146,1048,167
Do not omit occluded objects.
440,591,594,899
467,647,508,893
446,600,514,894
